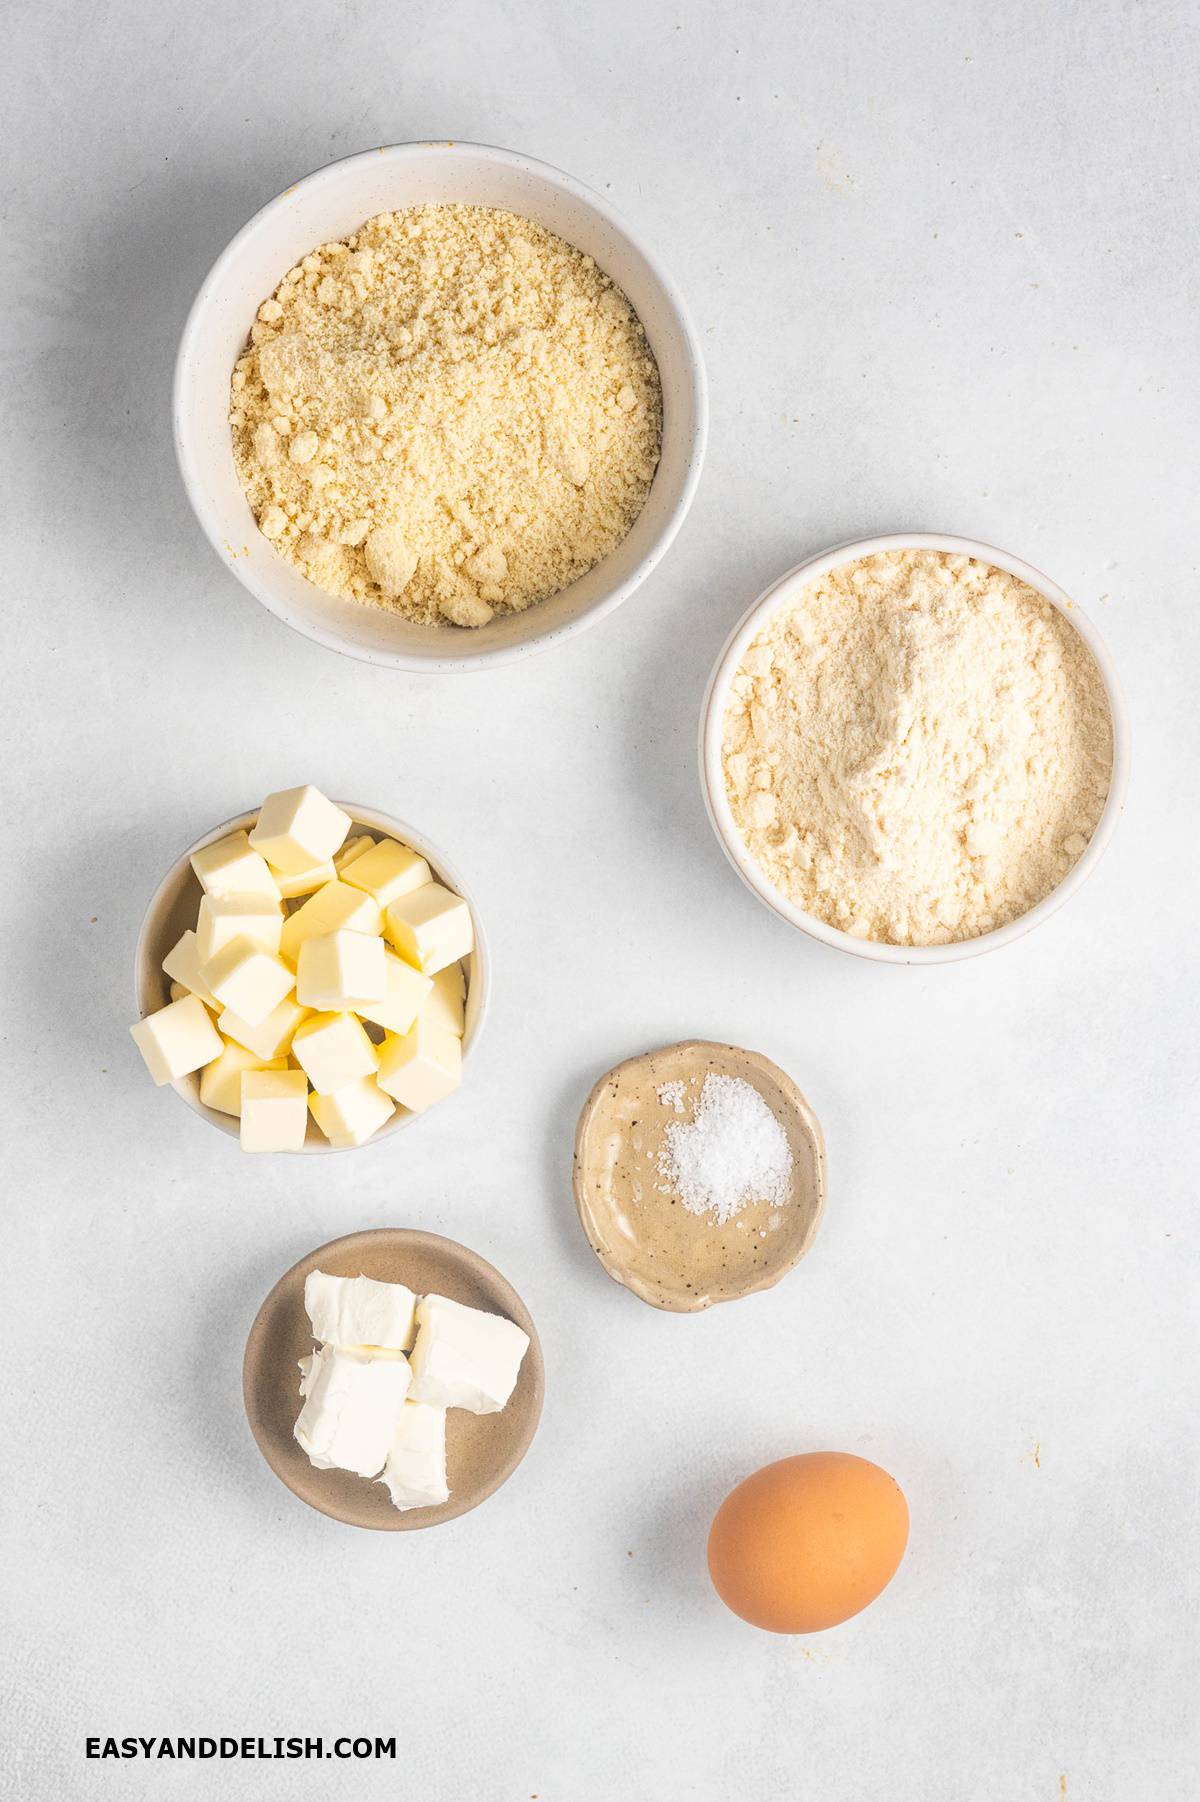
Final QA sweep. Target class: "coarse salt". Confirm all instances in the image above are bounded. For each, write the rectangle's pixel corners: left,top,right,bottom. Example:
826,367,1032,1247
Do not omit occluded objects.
657,1074,793,1226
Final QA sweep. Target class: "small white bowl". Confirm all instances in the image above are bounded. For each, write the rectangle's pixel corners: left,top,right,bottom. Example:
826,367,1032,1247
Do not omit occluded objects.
133,802,489,1149
700,533,1130,965
174,141,707,672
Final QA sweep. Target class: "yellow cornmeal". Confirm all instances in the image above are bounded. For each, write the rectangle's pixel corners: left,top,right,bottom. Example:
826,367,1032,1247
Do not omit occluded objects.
229,205,663,627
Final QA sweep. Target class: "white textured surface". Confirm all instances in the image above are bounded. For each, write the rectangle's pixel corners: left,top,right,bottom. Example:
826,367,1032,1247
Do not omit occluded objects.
3,2,1197,1798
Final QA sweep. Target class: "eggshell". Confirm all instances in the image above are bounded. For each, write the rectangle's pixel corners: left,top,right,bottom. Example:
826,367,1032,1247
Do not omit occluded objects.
707,1451,909,1633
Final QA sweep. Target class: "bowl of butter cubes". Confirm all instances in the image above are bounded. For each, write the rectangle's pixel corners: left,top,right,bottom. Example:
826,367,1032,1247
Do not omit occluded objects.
131,783,487,1151
243,1228,544,1529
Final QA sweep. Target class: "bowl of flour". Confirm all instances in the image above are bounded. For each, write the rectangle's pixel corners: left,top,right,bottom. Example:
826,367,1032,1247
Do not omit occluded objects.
700,534,1128,964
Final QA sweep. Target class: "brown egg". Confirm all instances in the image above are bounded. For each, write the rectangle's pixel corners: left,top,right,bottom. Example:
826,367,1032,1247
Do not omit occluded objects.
707,1451,909,1633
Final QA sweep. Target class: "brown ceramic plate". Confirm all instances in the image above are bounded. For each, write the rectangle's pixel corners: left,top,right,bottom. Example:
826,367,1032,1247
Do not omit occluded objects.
574,1041,826,1313
243,1229,544,1529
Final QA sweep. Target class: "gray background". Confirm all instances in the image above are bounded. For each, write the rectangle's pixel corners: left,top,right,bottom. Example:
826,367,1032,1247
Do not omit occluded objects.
3,1,1198,1797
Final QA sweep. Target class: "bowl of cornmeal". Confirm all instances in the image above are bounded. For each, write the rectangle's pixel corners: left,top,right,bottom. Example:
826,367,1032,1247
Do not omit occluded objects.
700,534,1129,964
175,142,707,671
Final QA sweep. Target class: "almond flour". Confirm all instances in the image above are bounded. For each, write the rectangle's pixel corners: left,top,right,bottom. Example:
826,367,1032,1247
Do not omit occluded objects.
229,205,662,627
722,550,1113,945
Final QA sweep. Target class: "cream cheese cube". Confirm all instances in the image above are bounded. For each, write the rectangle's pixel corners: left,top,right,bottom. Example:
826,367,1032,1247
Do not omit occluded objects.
303,1270,416,1350
334,834,375,875
161,929,222,1012
280,881,382,964
203,938,295,1025
130,994,223,1086
309,1076,396,1147
190,830,281,902
274,857,337,900
195,893,283,963
239,1067,309,1152
291,1011,379,1096
376,1018,461,1112
408,1293,529,1415
384,883,473,975
295,929,386,1012
293,1345,411,1476
379,1403,449,1511
421,961,466,1037
343,838,432,909
249,785,352,876
357,950,432,1036
199,1039,286,1116
218,993,311,1060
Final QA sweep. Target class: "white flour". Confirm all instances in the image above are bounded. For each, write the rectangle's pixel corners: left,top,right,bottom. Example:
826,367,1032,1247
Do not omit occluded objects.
657,1075,793,1226
721,549,1113,945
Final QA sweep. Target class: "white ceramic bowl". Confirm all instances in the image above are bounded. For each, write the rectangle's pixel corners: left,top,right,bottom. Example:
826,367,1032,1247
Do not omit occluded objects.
700,533,1130,965
133,802,489,1149
174,141,707,672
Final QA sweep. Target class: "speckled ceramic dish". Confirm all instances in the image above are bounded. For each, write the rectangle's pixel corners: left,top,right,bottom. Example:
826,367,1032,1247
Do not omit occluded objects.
573,1041,826,1312
243,1229,543,1529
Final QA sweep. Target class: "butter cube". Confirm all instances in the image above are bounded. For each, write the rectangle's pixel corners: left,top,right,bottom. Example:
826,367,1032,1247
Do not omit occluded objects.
334,834,375,875
161,929,222,1012
343,838,432,909
280,881,382,964
218,993,311,1060
291,1011,379,1095
274,857,337,900
421,961,466,1037
199,1039,286,1116
195,893,282,963
203,938,295,1025
239,1067,309,1152
249,785,352,876
190,830,281,902
293,1344,411,1476
304,1270,416,1350
384,883,473,975
379,1402,449,1511
309,1076,396,1147
376,1018,461,1112
130,994,223,1086
408,1293,529,1415
295,928,386,1012
358,950,432,1036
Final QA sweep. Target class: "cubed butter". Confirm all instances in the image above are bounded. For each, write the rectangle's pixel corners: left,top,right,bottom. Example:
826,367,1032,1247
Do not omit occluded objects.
203,938,295,1026
357,950,432,1036
343,838,432,909
199,1039,286,1116
274,857,337,900
130,994,223,1086
408,1293,529,1415
295,929,386,1012
303,1270,416,1349
384,883,473,975
239,1067,309,1152
334,834,375,875
195,893,282,964
291,1011,379,1096
308,1076,396,1147
379,1402,449,1511
248,785,352,876
293,1344,411,1476
218,993,311,1060
421,961,466,1037
161,929,222,1012
376,1018,461,1112
190,830,281,902
280,881,382,964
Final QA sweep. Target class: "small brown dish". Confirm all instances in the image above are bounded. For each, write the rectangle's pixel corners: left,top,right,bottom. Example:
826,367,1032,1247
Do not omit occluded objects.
573,1041,826,1313
243,1229,544,1530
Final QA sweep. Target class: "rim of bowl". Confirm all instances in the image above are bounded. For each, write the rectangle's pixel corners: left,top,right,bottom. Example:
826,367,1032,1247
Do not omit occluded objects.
173,140,709,674
133,802,490,1149
699,532,1131,966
